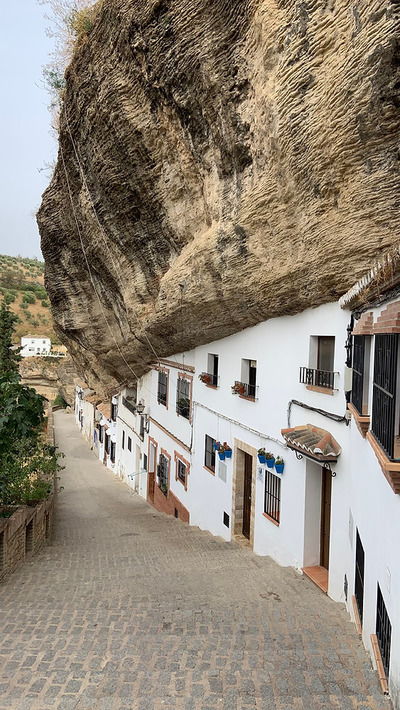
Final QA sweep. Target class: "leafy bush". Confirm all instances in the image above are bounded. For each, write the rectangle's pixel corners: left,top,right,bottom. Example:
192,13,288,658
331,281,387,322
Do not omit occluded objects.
0,439,63,506
23,292,36,304
53,393,68,408
3,291,16,305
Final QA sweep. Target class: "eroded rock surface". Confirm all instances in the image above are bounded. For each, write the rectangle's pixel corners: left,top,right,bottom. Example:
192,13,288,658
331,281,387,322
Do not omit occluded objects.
20,356,80,404
38,0,400,389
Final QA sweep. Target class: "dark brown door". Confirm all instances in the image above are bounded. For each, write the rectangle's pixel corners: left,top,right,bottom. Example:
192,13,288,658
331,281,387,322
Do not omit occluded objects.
320,467,332,569
242,453,252,539
148,443,156,503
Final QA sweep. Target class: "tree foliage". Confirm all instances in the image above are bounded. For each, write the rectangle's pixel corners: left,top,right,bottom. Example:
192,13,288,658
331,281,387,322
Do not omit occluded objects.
0,302,21,377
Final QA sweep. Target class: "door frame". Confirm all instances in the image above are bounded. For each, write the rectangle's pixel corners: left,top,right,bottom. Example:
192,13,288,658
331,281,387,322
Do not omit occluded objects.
232,439,257,546
147,437,158,503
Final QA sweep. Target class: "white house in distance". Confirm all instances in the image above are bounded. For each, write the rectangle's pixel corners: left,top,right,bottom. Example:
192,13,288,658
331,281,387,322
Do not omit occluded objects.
73,249,400,709
20,335,51,357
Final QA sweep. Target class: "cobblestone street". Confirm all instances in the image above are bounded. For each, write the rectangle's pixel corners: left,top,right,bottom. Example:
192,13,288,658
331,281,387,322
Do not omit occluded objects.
0,411,390,710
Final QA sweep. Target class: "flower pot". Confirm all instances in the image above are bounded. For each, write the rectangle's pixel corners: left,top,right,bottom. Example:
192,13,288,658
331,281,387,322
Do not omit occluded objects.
258,454,266,463
224,450,232,459
275,463,284,474
218,451,226,461
266,457,275,469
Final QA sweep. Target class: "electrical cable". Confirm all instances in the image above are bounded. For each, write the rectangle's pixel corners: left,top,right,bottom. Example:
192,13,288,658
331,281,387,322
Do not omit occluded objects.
287,399,349,429
193,400,287,449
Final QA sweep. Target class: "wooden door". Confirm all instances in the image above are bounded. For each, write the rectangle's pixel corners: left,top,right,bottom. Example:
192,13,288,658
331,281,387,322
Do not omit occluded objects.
242,453,252,539
320,467,332,569
148,442,156,502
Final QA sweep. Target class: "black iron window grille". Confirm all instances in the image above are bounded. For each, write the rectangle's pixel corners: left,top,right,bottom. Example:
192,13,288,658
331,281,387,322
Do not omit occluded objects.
176,377,190,419
376,584,392,677
111,403,118,422
232,381,258,399
204,435,216,472
105,433,110,455
352,336,366,415
264,469,281,524
177,459,186,484
157,371,168,406
354,529,365,624
99,425,104,444
122,430,125,449
128,436,132,452
110,442,116,464
299,367,336,390
371,334,398,460
140,416,145,440
158,453,169,495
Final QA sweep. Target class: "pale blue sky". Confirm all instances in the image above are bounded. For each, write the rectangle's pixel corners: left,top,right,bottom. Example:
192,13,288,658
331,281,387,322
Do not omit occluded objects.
0,1,56,258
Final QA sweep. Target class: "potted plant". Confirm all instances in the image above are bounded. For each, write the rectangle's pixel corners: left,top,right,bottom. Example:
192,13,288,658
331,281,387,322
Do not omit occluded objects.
213,440,221,451
265,452,275,468
231,382,245,395
275,457,285,474
257,448,266,463
218,444,226,461
223,442,232,459
199,372,212,385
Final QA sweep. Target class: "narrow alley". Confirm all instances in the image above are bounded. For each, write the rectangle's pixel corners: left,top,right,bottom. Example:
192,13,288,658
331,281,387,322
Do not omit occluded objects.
0,411,389,710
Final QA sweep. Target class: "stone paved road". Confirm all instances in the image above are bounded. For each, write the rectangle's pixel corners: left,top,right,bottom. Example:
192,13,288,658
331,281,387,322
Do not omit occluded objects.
0,411,391,710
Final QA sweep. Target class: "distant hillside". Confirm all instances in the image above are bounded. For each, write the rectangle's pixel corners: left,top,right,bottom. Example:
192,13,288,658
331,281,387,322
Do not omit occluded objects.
0,254,58,343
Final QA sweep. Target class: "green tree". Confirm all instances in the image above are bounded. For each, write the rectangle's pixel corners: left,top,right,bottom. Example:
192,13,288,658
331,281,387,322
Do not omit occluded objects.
0,302,21,376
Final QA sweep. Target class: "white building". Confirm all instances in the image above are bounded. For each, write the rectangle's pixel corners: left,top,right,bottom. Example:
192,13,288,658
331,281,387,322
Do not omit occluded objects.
20,335,51,357
72,255,400,708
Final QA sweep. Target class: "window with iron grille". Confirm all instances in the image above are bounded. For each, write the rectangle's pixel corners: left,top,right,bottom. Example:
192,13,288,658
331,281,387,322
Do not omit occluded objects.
111,403,118,422
264,470,281,524
128,436,132,452
376,584,391,677
176,377,190,419
204,435,216,472
157,371,168,406
140,416,145,439
105,433,110,455
158,453,169,495
99,425,104,444
110,442,116,463
177,459,186,485
122,430,125,449
352,336,366,415
371,334,399,460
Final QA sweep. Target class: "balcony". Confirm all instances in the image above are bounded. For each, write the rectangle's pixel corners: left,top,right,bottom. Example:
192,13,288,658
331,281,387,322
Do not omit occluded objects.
122,396,137,416
299,367,336,392
231,381,258,400
199,372,219,387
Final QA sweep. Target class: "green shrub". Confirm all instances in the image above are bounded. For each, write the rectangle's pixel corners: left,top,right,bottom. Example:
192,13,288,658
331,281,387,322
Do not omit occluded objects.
3,291,16,305
20,302,28,311
22,292,36,304
53,393,68,409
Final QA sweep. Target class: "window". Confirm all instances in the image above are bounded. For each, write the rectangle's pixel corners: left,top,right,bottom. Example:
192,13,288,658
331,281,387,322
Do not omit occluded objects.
175,454,189,489
122,430,125,449
140,416,145,439
105,433,110,455
264,470,281,524
143,453,148,471
176,376,191,419
157,370,168,406
371,334,399,460
354,529,365,624
207,354,219,386
317,337,335,372
237,359,257,398
158,453,169,495
111,403,118,422
110,442,116,464
376,584,391,677
99,425,104,443
352,336,370,415
128,436,132,452
204,435,216,473
300,336,336,389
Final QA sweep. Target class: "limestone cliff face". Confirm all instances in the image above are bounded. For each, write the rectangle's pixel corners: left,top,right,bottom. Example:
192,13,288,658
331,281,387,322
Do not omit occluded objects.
20,356,80,405
38,0,400,389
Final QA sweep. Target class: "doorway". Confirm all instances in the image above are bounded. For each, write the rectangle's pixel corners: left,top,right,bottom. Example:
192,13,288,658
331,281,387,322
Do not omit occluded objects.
354,529,365,625
242,452,252,539
320,467,332,569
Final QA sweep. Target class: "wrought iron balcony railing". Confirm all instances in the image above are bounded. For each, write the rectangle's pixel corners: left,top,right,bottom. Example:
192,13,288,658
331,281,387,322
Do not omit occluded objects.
231,381,258,399
122,396,137,416
299,367,336,390
199,372,219,387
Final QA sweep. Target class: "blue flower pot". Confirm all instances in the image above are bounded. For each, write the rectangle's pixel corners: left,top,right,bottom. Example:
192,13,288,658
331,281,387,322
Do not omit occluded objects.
225,450,232,459
275,463,284,474
266,458,275,469
258,454,266,463
213,442,220,451
218,451,226,461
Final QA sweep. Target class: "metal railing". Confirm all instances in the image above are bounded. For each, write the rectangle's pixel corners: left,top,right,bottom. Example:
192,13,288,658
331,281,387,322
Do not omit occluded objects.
122,396,137,416
232,381,258,399
371,334,398,460
299,367,335,390
199,372,219,387
351,336,365,414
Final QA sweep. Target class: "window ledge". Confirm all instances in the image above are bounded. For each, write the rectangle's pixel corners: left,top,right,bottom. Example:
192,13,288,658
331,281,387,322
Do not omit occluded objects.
366,431,400,494
348,403,370,438
239,394,257,402
204,466,215,476
306,385,334,396
262,512,280,527
370,634,389,695
205,384,218,390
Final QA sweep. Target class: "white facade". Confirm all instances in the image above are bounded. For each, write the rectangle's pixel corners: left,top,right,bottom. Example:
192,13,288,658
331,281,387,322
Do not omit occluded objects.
20,336,51,357
72,293,400,707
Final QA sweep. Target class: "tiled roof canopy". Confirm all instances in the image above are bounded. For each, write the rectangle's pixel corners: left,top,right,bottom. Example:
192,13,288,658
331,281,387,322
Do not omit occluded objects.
97,402,112,419
281,425,341,463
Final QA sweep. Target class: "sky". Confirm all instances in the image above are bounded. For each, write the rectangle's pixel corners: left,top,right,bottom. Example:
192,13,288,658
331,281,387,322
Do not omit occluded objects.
0,1,56,259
